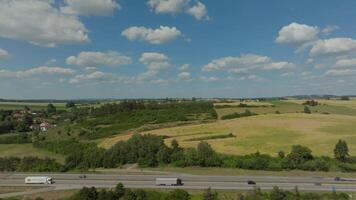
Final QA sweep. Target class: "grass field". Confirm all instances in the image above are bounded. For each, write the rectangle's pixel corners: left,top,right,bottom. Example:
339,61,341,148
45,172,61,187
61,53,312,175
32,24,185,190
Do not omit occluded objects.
100,113,356,157
0,102,66,111
0,144,65,163
287,99,356,110
215,100,356,119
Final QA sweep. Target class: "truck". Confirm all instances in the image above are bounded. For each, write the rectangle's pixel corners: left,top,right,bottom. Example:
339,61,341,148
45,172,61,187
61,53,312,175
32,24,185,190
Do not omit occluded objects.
155,178,183,186
25,176,53,184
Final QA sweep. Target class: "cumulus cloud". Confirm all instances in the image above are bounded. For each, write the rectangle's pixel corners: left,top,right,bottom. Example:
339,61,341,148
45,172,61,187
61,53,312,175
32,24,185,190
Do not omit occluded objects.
310,38,356,56
139,52,171,71
122,26,182,44
199,76,219,82
202,54,294,73
179,64,190,71
0,48,10,60
276,22,319,45
334,58,356,68
186,2,208,20
321,25,339,35
69,71,128,84
66,51,132,68
0,0,89,47
61,0,120,16
147,0,208,20
325,69,356,76
178,72,191,80
0,66,75,78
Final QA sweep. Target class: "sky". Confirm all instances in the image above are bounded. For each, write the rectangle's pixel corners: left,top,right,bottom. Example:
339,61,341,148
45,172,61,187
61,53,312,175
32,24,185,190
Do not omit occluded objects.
1,0,356,99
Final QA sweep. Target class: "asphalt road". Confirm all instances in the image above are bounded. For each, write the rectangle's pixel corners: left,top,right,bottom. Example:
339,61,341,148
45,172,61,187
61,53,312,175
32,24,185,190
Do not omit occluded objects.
1,173,356,197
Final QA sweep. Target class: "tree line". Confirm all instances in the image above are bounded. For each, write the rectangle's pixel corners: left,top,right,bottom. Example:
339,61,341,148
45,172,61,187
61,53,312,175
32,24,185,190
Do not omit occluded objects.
0,156,62,172
32,133,356,173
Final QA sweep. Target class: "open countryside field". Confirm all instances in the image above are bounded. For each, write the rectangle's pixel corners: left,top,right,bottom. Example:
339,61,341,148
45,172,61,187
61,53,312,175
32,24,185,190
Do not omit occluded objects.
215,100,356,119
100,113,356,157
0,102,66,111
0,144,65,163
286,99,356,110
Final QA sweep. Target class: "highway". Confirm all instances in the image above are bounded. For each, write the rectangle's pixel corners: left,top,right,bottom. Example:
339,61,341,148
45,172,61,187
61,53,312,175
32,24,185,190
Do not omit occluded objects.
1,173,356,197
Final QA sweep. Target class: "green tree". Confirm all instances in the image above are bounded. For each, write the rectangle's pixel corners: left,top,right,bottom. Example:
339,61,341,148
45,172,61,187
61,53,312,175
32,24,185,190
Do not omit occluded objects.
334,139,349,162
304,106,311,114
66,101,76,108
203,187,218,200
167,189,190,200
47,103,57,114
114,183,125,199
270,186,287,200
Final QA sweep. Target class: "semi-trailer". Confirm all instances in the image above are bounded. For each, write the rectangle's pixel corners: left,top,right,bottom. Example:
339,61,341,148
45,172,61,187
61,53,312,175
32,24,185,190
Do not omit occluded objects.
155,177,183,186
25,176,53,184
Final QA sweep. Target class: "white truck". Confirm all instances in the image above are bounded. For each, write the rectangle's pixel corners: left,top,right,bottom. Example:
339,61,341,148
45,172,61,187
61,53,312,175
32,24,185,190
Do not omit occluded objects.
155,178,183,186
25,176,53,184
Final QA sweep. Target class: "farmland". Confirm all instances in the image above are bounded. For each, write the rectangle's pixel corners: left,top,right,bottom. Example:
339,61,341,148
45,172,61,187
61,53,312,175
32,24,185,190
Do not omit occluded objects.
0,102,67,111
101,113,356,157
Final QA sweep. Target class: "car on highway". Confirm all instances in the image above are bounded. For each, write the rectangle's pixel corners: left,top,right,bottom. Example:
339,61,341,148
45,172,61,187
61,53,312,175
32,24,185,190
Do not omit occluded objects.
79,175,87,179
155,178,183,186
247,180,256,185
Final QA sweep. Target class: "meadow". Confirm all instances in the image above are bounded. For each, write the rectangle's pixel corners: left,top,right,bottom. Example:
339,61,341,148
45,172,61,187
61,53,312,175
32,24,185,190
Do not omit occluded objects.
101,113,356,157
0,144,65,163
0,102,66,110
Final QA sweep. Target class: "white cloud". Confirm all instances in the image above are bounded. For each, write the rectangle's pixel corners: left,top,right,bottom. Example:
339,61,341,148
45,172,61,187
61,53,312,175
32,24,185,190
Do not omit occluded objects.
179,64,190,71
122,26,182,44
148,0,189,14
45,58,57,65
66,51,132,67
61,0,120,16
334,58,356,68
321,25,339,35
310,38,356,56
178,72,191,80
0,0,89,47
186,2,208,20
325,69,356,76
136,70,158,82
199,76,219,82
69,71,128,84
147,0,208,20
0,66,75,78
202,54,294,73
0,48,10,60
139,52,171,71
276,22,319,45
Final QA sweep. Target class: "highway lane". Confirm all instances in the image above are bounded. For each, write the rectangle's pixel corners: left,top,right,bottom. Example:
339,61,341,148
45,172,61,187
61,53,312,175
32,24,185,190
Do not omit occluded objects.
1,173,356,198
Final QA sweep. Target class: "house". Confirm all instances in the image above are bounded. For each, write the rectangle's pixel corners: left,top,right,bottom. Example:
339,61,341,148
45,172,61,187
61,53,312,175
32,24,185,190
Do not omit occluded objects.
40,121,52,132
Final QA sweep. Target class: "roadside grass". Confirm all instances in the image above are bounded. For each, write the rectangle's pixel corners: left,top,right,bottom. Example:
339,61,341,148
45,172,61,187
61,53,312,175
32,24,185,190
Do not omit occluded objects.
0,187,41,194
11,187,356,200
102,113,356,157
0,144,65,163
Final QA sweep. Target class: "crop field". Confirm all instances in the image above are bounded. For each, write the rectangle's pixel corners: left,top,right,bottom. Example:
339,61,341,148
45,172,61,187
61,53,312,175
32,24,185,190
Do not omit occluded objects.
0,102,66,110
215,100,356,119
0,144,65,163
101,113,356,157
286,99,356,110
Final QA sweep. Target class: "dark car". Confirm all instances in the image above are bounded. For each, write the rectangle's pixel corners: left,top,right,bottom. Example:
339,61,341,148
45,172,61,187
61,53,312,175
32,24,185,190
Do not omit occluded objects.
334,177,341,181
79,175,87,179
247,180,256,185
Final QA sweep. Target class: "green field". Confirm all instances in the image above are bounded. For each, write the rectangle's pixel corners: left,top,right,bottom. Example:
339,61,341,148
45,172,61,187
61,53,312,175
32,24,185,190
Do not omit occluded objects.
103,113,356,157
0,144,65,163
0,102,66,111
215,100,356,119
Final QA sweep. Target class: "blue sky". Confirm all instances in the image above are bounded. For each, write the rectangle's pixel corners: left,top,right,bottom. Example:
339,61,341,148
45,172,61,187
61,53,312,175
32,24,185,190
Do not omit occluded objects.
0,0,356,99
